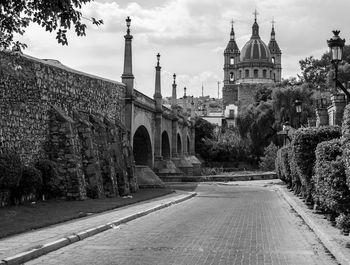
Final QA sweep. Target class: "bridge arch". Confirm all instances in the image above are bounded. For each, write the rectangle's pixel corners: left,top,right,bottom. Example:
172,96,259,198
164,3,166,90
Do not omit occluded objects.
177,133,182,156
133,125,153,167
161,131,171,159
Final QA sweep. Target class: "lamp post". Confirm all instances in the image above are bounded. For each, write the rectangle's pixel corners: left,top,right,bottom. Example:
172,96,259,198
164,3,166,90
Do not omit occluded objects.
295,99,302,128
327,30,349,101
282,121,291,145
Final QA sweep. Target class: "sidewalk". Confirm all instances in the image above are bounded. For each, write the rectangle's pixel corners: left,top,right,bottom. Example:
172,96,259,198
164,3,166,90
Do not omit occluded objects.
0,190,196,265
276,185,350,265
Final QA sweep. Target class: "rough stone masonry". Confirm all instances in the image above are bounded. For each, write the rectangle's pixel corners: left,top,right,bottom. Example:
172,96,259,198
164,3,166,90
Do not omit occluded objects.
0,51,138,201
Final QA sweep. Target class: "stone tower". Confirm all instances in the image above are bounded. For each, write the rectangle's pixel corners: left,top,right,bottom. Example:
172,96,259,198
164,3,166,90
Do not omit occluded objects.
268,20,282,83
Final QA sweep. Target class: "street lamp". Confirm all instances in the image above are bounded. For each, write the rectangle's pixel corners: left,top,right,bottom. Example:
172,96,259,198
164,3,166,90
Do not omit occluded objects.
126,16,131,34
327,30,349,101
282,121,291,145
295,99,302,128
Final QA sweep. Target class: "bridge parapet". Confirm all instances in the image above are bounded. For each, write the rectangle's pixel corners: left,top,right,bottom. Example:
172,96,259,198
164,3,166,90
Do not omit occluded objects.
134,90,156,111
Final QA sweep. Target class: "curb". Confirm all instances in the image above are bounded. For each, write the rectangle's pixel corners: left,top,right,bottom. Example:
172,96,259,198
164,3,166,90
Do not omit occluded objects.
276,186,350,265
0,192,197,265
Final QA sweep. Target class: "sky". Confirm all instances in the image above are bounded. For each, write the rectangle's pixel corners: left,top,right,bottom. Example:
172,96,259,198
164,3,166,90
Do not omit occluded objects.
18,0,350,98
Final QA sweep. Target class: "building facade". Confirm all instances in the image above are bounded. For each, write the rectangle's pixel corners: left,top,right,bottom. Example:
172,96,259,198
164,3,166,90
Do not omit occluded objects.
222,13,282,126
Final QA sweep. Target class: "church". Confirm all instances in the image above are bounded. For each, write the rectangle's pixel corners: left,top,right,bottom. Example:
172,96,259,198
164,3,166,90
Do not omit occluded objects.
222,11,282,127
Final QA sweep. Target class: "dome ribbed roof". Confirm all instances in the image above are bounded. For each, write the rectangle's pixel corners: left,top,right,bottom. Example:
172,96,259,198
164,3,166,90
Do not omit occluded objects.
240,38,271,62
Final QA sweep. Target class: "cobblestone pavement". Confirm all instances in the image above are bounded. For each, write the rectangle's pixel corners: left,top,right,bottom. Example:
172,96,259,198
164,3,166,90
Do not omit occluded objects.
27,183,339,265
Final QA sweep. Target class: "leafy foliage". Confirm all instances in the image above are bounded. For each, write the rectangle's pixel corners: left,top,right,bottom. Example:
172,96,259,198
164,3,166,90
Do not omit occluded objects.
236,101,275,164
0,147,22,189
313,139,350,214
271,85,315,128
291,126,341,202
35,160,62,199
0,0,103,49
299,45,350,90
194,117,215,160
259,142,278,171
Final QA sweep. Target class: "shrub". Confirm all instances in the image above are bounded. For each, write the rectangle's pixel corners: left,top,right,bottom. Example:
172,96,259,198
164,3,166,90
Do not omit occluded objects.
19,166,43,196
342,103,350,189
336,213,350,231
35,160,61,199
313,139,350,214
86,184,99,199
275,146,290,182
11,166,43,203
0,147,22,189
291,126,341,202
259,142,278,171
275,148,283,180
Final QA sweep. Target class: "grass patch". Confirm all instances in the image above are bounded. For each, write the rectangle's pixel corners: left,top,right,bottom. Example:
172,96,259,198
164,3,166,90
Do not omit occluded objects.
0,188,174,239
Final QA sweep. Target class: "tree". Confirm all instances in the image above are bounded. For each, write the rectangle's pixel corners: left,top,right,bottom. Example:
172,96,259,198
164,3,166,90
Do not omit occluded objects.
0,0,103,50
194,117,215,159
272,85,315,129
299,45,350,90
236,101,275,164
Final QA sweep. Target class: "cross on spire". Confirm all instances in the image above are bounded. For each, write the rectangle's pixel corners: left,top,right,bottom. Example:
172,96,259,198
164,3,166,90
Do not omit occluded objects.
231,19,235,28
271,18,275,28
253,9,259,22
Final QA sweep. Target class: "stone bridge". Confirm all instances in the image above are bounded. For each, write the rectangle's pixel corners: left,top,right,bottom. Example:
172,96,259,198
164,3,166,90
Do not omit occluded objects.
122,19,201,183
0,17,200,202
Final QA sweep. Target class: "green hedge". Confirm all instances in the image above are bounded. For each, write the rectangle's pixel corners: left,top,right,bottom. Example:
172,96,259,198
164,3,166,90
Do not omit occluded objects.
342,104,350,189
291,126,341,201
313,139,350,214
275,145,291,186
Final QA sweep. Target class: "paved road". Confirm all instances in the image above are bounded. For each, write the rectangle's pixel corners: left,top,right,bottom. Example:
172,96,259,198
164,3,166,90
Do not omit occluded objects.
27,182,338,265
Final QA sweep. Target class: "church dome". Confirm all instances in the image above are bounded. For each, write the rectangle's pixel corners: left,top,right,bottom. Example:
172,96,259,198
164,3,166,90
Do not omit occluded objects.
240,38,271,62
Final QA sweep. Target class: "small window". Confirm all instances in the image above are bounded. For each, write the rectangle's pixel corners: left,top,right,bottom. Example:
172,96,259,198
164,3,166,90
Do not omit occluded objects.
239,70,242,79
274,73,276,81
229,72,234,82
245,69,249,78
254,69,258,78
263,70,267,78
229,109,235,118
230,57,234,65
272,57,275,64
270,70,272,79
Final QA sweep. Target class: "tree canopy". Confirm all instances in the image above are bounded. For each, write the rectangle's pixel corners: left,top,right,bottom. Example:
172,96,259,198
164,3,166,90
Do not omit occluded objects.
0,0,103,50
299,45,350,90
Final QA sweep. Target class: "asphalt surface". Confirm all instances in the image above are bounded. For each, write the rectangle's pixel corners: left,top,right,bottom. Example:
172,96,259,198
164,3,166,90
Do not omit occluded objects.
26,182,338,265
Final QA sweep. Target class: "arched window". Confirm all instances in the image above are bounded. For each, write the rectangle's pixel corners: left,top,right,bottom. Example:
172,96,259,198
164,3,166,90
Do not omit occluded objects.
239,70,242,79
263,69,267,78
230,57,234,65
272,57,275,64
245,69,249,78
254,69,258,78
229,72,234,82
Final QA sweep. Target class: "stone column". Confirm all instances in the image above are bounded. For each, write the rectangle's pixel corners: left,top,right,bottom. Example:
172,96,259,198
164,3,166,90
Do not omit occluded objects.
316,108,329,127
182,122,188,156
328,93,346,126
171,75,178,158
154,53,163,161
121,17,134,144
171,74,177,108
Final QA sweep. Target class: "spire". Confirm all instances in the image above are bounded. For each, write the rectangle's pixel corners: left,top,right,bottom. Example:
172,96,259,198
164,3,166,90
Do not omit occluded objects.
230,19,235,40
183,87,188,115
271,18,276,40
251,9,260,38
171,73,177,108
268,18,281,54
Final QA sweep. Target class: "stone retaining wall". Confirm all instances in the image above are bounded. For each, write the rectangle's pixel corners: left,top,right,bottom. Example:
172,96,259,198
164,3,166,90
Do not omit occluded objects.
0,51,138,201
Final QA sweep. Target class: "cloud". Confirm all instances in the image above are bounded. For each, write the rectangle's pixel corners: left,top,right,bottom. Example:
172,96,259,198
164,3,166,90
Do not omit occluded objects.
17,0,350,98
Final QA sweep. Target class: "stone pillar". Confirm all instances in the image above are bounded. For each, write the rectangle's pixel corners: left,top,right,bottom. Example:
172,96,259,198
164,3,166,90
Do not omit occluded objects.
328,93,346,126
154,53,163,161
171,118,178,158
171,74,177,108
183,87,188,117
316,108,329,127
121,17,134,145
190,125,196,155
182,122,188,156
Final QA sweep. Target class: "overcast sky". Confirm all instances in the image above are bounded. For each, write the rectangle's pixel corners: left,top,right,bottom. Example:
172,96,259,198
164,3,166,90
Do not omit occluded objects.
19,0,350,98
